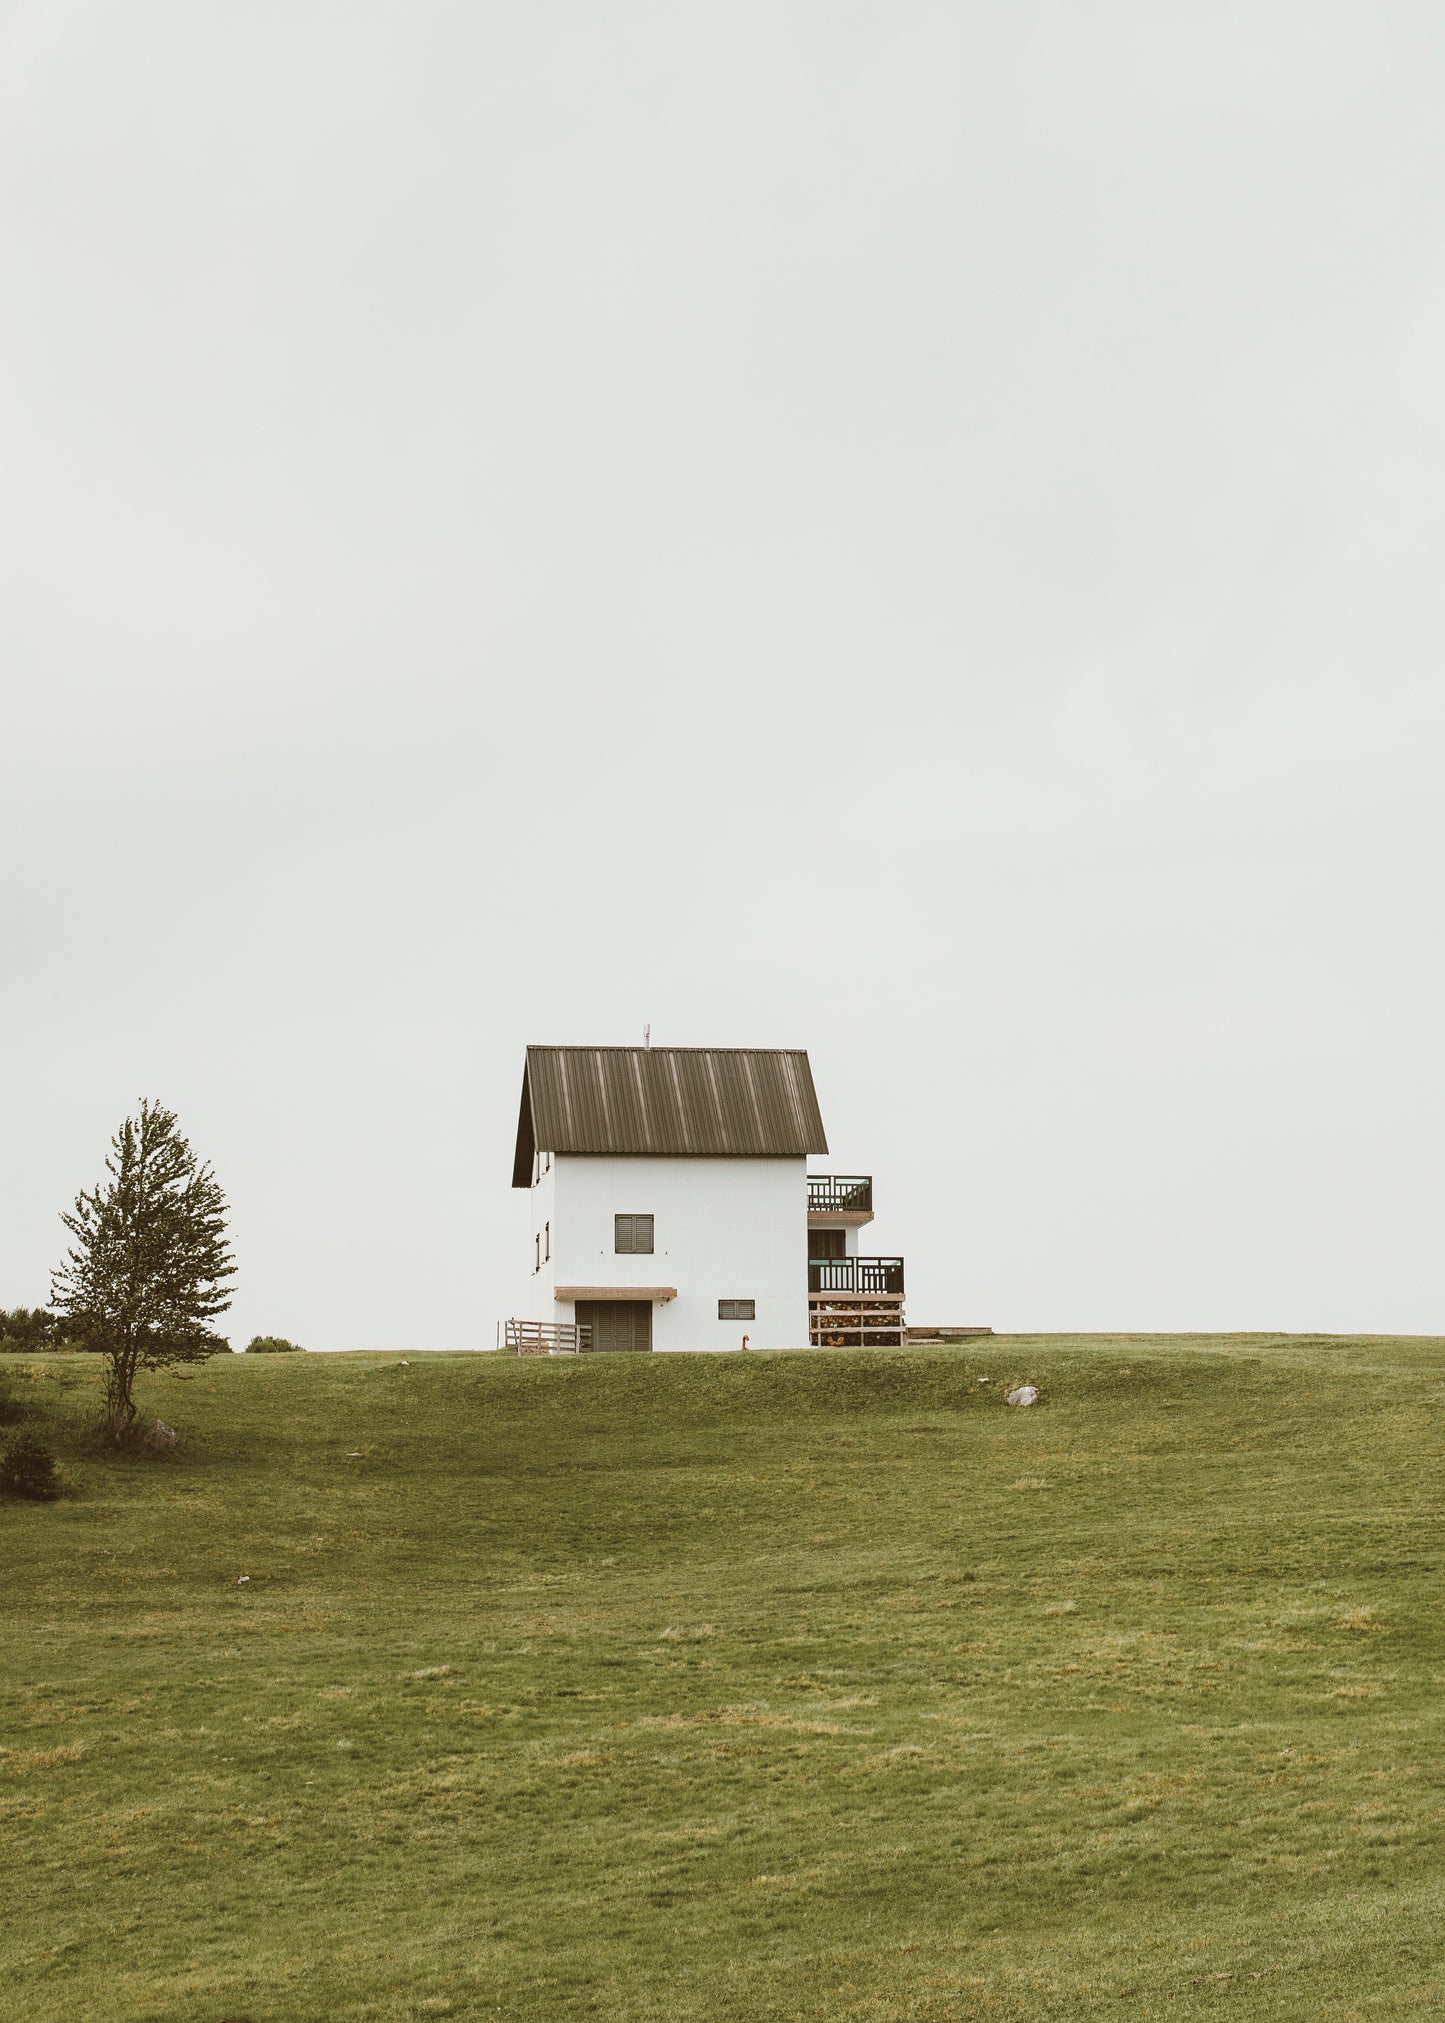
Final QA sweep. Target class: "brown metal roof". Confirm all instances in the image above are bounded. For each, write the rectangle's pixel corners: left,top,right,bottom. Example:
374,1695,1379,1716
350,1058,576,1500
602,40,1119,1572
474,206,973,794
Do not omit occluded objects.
512,1046,827,1184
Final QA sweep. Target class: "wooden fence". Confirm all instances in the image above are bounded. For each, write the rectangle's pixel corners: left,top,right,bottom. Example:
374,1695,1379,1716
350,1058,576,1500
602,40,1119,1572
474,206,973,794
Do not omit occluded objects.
498,1319,594,1355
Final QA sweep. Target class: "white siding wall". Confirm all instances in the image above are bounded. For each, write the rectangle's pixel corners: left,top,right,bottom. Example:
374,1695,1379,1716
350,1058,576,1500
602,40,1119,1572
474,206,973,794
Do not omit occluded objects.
541,1155,808,1351
527,1154,557,1320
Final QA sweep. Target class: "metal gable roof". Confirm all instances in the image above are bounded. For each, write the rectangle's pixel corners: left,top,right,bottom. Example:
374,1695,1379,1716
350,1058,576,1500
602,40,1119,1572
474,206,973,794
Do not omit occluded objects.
512,1046,828,1184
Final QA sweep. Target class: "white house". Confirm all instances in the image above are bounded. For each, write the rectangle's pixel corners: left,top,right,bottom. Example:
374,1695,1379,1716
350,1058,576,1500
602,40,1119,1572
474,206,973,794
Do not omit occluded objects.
506,1044,905,1352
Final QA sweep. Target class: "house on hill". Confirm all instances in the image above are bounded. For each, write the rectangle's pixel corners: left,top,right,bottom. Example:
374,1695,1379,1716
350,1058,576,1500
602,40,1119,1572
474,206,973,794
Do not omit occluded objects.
506,1044,906,1352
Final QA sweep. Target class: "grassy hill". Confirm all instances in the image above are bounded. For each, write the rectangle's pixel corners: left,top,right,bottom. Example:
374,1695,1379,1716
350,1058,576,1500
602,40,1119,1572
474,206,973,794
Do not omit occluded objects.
4,1335,1445,2021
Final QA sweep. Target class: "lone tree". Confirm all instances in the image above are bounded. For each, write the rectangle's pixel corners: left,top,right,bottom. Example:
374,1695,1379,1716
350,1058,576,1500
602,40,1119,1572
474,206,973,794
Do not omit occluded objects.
52,1101,236,1442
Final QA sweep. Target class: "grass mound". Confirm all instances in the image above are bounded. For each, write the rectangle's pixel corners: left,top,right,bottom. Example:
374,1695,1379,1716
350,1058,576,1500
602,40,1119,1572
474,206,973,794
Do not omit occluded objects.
3,1334,1445,2020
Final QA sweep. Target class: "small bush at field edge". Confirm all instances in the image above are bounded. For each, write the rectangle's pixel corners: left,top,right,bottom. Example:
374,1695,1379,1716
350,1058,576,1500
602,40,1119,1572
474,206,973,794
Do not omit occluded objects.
0,1428,61,1500
244,1335,305,1355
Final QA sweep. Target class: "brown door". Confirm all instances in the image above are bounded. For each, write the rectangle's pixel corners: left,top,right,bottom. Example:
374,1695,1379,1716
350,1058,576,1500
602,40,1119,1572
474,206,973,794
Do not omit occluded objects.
575,1300,653,1352
808,1227,847,1294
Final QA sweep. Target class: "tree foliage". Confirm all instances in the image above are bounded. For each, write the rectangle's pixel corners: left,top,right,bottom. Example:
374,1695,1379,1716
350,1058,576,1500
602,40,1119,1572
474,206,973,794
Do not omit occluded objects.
51,1101,236,1441
245,1336,304,1354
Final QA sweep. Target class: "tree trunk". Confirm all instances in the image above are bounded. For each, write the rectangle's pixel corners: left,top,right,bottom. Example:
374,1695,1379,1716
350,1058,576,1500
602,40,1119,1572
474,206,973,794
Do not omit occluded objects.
104,1349,139,1443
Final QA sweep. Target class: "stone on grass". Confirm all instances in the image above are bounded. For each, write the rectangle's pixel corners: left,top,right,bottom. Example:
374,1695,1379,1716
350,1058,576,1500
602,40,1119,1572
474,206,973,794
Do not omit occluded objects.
1005,1386,1040,1408
144,1418,179,1449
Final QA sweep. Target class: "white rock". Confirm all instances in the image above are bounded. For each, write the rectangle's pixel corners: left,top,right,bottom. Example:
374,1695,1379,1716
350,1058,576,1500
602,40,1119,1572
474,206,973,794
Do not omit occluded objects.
145,1418,179,1448
1005,1386,1040,1408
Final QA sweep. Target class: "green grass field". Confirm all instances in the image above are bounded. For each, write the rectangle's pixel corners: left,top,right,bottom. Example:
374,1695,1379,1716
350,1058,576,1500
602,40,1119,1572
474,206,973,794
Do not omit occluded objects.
4,1335,1445,2021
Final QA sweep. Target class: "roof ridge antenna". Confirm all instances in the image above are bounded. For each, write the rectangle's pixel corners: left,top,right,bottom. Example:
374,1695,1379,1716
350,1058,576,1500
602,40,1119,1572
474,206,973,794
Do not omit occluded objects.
644,1023,650,1049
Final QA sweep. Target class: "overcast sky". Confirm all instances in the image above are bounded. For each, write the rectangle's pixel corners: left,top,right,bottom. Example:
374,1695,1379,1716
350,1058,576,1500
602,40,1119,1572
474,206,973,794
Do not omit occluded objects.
4,2,1443,1348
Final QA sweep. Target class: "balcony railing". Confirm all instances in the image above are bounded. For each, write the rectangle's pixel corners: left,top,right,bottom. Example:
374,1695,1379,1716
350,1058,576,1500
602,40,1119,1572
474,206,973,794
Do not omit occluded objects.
808,1256,904,1296
807,1175,873,1214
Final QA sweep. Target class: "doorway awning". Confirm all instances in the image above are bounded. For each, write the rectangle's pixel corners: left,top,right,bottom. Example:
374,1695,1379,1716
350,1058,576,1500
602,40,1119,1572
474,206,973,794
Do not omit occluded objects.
555,1285,677,1303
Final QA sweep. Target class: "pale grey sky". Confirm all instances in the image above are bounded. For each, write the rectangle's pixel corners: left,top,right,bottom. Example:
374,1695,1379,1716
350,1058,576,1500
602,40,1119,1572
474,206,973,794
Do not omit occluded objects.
4,2,1443,1347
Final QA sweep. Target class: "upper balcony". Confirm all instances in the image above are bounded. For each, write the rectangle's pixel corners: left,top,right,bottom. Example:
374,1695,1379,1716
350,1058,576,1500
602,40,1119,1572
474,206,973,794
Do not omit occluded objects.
808,1255,904,1296
807,1174,874,1225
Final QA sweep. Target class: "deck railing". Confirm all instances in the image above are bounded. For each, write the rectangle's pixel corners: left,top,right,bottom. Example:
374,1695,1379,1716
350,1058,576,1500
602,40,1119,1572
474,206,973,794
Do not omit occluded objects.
807,1256,904,1296
807,1175,873,1214
499,1319,594,1355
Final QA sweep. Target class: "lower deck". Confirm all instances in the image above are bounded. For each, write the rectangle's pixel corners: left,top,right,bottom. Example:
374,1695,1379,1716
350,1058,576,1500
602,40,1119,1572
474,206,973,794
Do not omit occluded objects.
807,1294,906,1348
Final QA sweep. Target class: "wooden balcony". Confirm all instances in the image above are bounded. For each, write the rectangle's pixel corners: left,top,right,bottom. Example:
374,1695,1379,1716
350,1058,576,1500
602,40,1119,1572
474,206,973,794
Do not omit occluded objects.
808,1255,904,1296
807,1175,874,1225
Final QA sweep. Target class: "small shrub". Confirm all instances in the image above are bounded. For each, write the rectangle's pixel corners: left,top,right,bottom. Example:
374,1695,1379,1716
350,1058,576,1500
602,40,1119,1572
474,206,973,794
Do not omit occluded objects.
0,1429,61,1500
245,1336,304,1355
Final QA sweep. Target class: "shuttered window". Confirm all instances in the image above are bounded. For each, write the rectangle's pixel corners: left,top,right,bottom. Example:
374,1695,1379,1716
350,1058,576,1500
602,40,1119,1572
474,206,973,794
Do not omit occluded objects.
614,1214,654,1255
718,1299,755,1321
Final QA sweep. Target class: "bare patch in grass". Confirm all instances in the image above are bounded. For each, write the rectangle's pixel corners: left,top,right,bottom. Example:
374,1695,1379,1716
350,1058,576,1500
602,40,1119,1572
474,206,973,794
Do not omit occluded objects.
641,1704,859,1737
1,1743,86,1774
